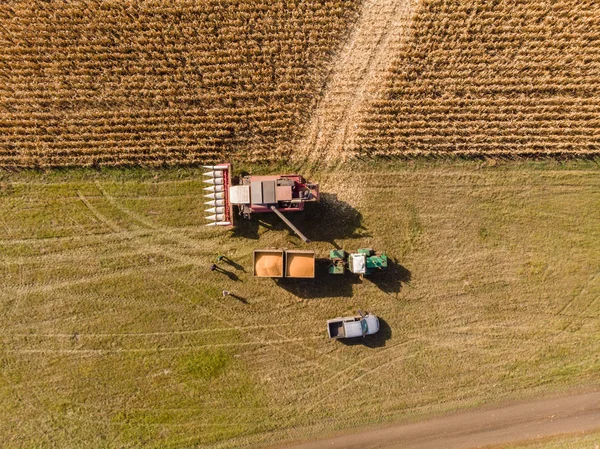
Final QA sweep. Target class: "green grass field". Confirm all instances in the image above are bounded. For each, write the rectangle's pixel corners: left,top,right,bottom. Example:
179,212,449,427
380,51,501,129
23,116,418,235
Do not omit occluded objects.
1,160,599,448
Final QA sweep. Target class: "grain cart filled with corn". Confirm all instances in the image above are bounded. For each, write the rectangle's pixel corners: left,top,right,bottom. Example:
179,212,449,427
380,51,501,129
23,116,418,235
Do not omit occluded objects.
253,249,315,279
203,163,319,242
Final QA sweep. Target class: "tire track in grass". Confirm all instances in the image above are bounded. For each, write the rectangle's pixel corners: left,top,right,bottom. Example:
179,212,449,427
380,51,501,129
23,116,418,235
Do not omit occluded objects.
164,280,385,403
1,338,323,354
550,272,600,341
162,280,345,378
77,190,122,233
296,337,418,404
181,283,403,397
1,247,164,266
5,188,212,295
184,281,368,377
3,262,189,296
0,229,152,247
95,180,228,255
76,189,213,268
8,323,294,339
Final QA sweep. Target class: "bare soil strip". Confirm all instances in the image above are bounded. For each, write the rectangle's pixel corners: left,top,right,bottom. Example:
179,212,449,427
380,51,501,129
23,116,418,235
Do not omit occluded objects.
294,0,417,164
282,390,600,449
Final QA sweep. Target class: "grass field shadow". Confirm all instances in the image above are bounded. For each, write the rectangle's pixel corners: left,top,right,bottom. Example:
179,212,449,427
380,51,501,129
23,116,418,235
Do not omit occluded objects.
295,193,368,244
339,317,392,348
366,258,411,295
230,218,261,240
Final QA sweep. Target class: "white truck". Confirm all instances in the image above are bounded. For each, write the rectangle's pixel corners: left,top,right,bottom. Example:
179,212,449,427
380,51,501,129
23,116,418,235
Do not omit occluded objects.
327,311,380,339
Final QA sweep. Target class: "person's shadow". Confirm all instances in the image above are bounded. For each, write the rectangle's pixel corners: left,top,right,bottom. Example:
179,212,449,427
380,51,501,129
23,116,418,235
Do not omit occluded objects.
228,293,248,304
212,265,239,281
219,256,245,272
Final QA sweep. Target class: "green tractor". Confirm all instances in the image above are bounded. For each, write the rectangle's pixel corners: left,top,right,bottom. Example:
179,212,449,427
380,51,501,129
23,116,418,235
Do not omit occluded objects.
328,248,387,277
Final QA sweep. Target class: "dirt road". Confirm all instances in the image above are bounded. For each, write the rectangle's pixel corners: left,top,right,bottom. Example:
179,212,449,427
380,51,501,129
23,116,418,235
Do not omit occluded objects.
283,389,600,449
295,0,416,164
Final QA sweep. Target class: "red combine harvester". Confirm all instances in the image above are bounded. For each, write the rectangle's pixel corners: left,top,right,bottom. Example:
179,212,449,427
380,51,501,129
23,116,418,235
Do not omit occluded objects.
203,163,319,242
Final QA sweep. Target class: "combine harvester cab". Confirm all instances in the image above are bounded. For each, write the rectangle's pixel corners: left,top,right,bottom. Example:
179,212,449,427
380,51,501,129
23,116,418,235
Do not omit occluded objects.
204,164,319,242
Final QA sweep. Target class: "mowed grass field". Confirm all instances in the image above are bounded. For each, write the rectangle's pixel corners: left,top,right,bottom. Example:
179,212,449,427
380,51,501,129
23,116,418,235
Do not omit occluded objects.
1,160,599,448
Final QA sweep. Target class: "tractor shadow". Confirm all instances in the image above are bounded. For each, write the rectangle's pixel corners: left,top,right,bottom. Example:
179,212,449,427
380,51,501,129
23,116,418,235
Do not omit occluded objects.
274,258,411,299
365,258,411,295
338,317,392,348
230,193,367,243
274,258,360,299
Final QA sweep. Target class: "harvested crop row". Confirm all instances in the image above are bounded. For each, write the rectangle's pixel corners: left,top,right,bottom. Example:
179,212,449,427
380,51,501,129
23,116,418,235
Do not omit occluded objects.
354,0,600,158
0,0,360,167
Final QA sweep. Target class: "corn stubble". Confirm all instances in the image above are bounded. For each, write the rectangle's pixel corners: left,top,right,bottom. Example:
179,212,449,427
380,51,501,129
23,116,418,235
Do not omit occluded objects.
355,0,600,158
0,1,359,167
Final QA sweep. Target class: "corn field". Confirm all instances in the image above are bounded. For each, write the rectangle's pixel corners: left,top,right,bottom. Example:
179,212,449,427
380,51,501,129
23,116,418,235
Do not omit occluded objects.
355,0,600,157
0,1,359,167
1,0,599,167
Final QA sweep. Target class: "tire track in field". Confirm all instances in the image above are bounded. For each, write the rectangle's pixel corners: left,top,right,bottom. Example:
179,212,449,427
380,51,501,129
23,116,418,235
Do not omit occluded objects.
160,280,348,378
1,247,162,266
77,190,122,233
182,281,398,395
538,271,600,356
282,390,600,449
1,338,323,354
94,181,226,255
0,229,151,247
294,0,417,164
558,272,600,316
77,188,213,266
166,280,383,394
2,262,189,295
3,189,210,296
286,347,419,428
9,324,293,338
184,281,368,375
295,338,417,404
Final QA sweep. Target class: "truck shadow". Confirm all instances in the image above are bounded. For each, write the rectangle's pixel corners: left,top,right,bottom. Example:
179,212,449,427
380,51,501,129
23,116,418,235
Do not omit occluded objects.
230,193,367,244
338,318,392,348
366,258,411,294
274,259,360,298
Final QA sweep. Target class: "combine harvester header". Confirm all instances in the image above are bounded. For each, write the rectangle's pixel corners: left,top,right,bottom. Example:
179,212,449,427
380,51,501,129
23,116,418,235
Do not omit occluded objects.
203,163,234,227
203,163,319,242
